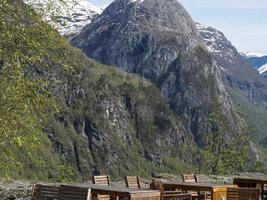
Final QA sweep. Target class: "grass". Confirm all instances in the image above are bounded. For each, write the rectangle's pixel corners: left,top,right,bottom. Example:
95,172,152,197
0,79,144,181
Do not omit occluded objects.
89,59,152,88
229,87,267,173
229,88,267,142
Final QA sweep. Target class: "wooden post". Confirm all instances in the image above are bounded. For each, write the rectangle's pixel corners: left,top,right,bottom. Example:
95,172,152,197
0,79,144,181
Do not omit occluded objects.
261,184,264,200
87,189,91,200
30,184,36,200
211,188,214,200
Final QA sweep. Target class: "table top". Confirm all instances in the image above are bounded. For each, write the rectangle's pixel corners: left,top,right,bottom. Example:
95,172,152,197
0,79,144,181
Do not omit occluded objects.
62,184,160,196
233,177,267,184
161,180,234,191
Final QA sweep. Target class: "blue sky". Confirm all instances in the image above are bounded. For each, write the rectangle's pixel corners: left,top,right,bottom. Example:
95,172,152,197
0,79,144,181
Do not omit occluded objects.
89,0,267,54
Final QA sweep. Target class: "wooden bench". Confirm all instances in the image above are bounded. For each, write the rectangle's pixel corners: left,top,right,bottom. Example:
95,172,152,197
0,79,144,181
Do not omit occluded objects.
182,174,209,200
92,175,111,200
182,175,198,183
227,187,260,200
233,177,267,199
125,176,141,189
150,179,191,200
31,184,59,200
59,185,91,200
93,175,111,186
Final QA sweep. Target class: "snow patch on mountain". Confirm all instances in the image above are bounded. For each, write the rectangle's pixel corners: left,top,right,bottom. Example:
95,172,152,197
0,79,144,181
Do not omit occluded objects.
258,63,267,75
196,23,231,58
242,52,266,58
196,22,239,69
242,52,267,78
24,0,101,36
130,0,145,3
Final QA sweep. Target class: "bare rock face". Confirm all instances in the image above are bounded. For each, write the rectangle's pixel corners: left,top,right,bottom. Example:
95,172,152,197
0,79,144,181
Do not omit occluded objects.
197,23,267,145
24,0,101,37
71,0,233,144
197,23,267,108
4,0,199,179
245,54,267,80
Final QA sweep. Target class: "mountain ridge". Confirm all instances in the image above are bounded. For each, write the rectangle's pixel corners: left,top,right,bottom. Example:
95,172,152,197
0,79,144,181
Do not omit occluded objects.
24,0,101,36
0,0,262,180
1,0,201,179
242,52,267,58
71,0,236,145
243,54,267,80
197,23,267,155
26,0,265,161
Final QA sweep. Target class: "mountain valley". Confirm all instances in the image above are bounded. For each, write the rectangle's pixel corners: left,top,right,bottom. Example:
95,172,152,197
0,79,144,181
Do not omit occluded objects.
0,0,266,181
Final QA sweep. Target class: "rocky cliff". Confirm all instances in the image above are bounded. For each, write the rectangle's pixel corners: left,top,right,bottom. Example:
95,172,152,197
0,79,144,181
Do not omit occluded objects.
24,0,101,37
197,23,267,148
71,0,234,145
1,0,262,180
197,23,267,107
1,0,197,180
244,54,267,80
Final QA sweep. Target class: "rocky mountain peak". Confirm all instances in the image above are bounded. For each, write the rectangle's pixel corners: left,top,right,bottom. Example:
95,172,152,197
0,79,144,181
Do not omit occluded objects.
71,0,234,144
72,0,206,78
24,0,101,36
196,23,232,58
102,0,197,37
197,23,267,110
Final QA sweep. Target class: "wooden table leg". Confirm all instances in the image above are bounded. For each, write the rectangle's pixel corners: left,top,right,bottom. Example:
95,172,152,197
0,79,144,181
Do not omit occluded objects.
87,189,91,200
211,189,214,200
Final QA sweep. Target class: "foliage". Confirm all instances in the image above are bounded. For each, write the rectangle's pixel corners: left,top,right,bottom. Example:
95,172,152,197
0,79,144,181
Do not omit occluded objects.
229,88,267,142
162,157,190,173
0,0,71,178
200,110,263,175
3,0,260,181
0,0,194,180
229,86,267,174
58,165,76,183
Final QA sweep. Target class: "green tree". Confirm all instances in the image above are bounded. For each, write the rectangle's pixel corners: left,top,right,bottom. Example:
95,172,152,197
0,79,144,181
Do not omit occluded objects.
201,110,263,175
58,165,76,183
0,0,72,177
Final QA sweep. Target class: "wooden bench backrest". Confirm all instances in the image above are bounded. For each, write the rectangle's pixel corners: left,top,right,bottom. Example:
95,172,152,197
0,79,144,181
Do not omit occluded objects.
125,176,141,189
182,174,197,183
92,175,111,200
181,174,199,195
92,175,111,186
233,179,257,188
59,185,90,200
227,188,239,200
31,184,60,200
227,188,260,200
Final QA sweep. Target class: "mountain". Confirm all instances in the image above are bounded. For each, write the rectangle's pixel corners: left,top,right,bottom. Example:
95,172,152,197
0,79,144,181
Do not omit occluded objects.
197,23,267,147
24,0,101,37
2,0,262,180
242,52,266,58
242,53,267,80
71,0,236,145
2,0,201,179
258,64,267,79
99,4,109,11
197,23,267,106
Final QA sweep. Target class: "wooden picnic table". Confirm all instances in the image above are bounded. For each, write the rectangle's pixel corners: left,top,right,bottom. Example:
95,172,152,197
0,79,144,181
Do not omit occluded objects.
62,184,161,200
233,177,267,199
161,180,236,200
